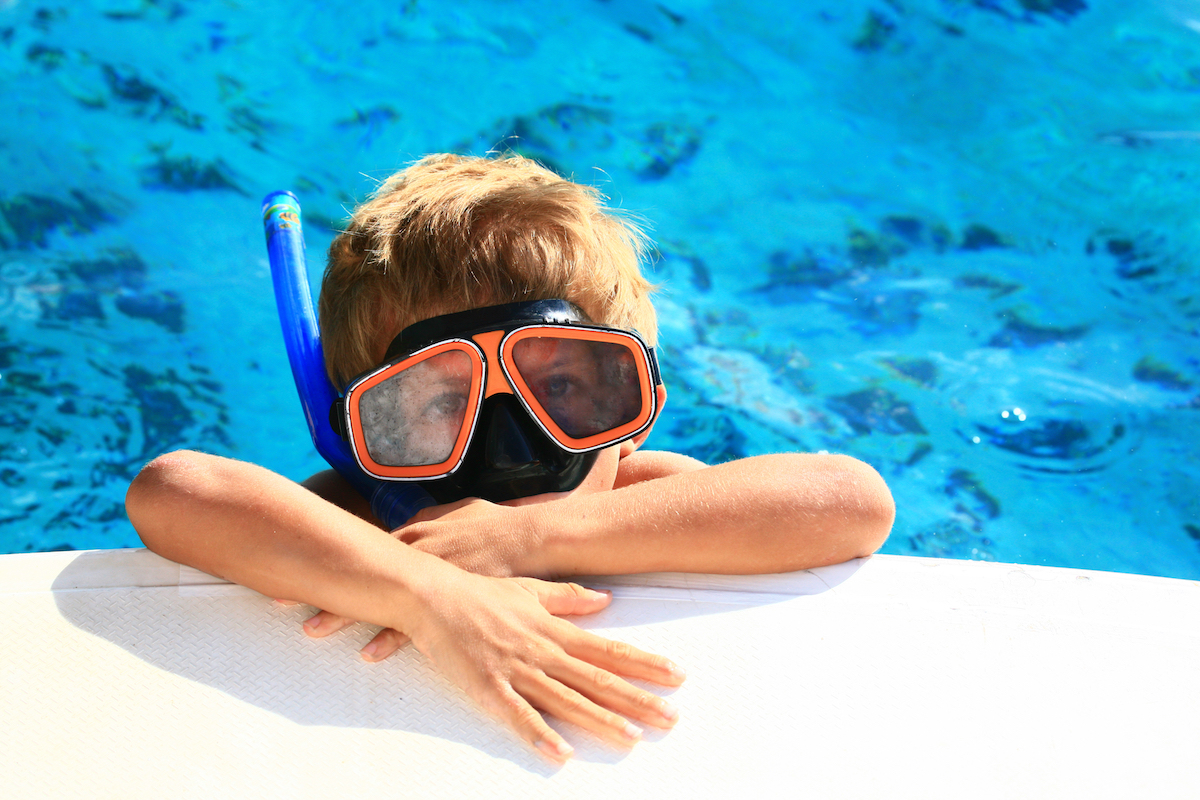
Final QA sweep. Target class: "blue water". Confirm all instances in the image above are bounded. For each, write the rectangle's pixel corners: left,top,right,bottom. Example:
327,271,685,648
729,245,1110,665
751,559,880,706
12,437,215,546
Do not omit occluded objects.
2,0,1198,579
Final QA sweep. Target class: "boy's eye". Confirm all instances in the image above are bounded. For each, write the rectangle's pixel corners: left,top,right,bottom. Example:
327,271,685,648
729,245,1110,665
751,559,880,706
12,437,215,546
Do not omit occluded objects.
424,392,467,419
538,375,573,399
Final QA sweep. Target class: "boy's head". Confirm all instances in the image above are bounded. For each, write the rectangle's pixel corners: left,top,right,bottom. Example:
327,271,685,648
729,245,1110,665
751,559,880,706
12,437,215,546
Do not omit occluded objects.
320,153,656,388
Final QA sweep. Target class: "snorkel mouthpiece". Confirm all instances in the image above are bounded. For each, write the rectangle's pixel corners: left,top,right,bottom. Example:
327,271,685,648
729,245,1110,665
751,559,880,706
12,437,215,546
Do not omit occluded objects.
262,190,435,528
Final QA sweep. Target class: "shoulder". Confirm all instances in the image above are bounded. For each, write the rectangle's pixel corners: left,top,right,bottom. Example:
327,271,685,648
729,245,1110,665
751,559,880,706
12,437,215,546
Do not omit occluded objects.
613,449,706,488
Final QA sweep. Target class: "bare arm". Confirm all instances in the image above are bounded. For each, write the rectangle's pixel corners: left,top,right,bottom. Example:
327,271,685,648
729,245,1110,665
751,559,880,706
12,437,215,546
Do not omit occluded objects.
544,452,892,576
128,451,432,608
400,451,895,579
125,450,684,759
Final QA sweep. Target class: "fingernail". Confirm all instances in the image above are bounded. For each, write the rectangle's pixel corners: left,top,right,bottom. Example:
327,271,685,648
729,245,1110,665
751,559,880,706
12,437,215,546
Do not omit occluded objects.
536,738,574,760
622,722,643,741
659,701,679,722
360,642,379,661
587,589,611,601
668,662,687,681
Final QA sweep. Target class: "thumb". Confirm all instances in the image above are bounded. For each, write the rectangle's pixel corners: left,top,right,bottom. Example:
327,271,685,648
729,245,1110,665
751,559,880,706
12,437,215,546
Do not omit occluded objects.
520,578,612,617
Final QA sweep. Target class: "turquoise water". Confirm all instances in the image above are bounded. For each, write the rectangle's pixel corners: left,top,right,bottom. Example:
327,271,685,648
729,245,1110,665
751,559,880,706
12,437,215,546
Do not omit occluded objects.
2,1,1198,579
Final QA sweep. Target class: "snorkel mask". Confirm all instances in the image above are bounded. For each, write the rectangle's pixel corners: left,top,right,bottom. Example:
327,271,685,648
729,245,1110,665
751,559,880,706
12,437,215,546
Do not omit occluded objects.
263,191,663,520
332,298,663,504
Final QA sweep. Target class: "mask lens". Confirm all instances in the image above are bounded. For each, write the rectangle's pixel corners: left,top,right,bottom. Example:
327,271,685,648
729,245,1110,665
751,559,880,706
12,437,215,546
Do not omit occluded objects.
356,348,476,468
510,334,647,441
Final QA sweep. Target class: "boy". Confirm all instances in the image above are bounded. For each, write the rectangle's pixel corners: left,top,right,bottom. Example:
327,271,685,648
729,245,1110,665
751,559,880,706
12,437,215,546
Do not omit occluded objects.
126,154,894,762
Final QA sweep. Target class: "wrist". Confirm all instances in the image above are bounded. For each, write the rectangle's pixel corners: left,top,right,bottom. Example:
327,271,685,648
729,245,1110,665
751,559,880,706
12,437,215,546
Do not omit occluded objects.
520,495,596,579
376,546,464,634
512,500,560,578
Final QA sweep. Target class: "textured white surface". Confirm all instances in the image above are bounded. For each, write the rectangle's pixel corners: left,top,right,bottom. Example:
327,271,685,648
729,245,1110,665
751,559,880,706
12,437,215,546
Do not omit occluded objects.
1,549,1198,799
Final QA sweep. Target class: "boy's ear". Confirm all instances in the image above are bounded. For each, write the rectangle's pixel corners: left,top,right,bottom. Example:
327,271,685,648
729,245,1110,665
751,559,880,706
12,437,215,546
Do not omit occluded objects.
619,385,667,458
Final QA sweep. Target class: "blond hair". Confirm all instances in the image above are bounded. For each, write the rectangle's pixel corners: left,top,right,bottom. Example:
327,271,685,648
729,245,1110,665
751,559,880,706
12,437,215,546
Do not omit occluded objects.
319,154,657,387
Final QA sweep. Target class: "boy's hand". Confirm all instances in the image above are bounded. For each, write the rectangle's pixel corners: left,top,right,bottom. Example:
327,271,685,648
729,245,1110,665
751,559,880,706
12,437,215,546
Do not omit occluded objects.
394,496,548,578
404,569,684,760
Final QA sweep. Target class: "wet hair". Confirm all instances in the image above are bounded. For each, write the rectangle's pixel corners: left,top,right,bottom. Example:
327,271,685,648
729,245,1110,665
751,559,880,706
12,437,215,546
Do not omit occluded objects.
320,153,656,387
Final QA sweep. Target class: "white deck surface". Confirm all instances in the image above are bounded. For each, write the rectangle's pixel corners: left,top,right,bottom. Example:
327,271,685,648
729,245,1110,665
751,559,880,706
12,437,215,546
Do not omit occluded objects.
1,548,1197,799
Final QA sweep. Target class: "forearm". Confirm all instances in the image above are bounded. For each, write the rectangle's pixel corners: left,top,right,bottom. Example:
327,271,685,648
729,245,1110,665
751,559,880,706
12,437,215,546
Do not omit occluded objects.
528,453,894,577
125,450,438,630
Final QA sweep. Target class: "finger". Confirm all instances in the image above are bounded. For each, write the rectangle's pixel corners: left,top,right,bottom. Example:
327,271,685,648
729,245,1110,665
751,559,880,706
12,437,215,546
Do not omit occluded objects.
303,610,357,638
484,683,575,763
360,628,411,662
544,657,680,730
523,578,612,617
565,629,687,688
516,669,646,748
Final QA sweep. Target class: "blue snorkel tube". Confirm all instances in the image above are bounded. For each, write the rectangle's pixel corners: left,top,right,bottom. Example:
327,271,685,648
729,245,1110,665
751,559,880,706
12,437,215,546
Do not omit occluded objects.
262,191,435,529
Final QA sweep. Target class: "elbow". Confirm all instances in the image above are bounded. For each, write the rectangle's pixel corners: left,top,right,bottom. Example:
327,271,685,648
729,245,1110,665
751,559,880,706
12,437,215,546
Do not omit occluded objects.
830,454,895,558
750,452,895,570
125,449,207,554
783,453,892,565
